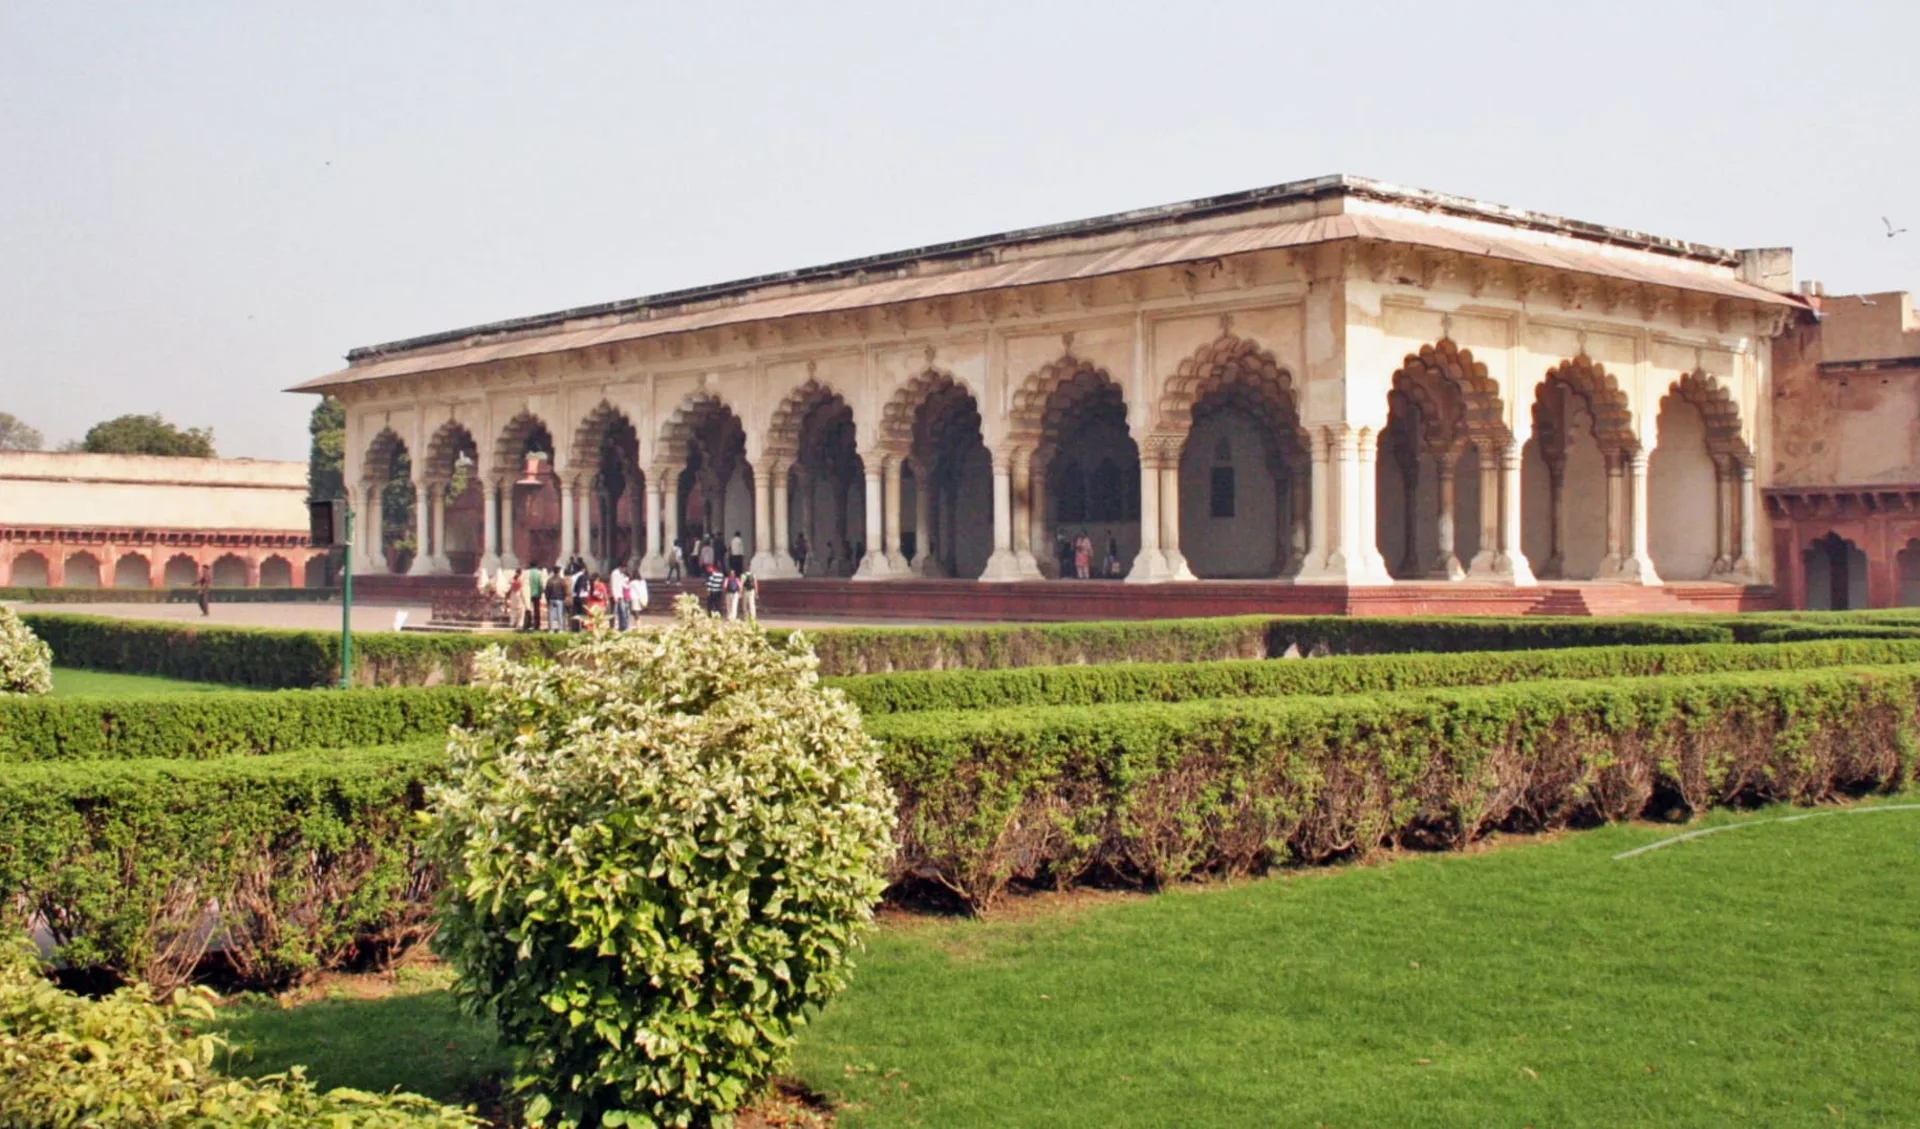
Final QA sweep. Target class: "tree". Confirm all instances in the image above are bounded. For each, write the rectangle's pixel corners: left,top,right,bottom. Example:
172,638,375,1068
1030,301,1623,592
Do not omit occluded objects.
308,397,345,502
0,413,42,452
80,413,215,457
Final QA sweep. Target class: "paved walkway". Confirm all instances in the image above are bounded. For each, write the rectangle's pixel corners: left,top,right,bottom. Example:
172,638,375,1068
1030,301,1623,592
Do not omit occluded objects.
5,600,970,632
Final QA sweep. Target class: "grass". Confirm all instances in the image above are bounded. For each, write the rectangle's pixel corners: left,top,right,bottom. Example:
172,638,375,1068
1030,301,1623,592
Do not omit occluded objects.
49,666,255,696
208,799,1920,1127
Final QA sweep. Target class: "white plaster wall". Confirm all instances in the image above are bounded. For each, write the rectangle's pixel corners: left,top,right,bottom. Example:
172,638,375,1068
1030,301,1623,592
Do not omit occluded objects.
1648,399,1719,580
723,464,755,559
1178,411,1279,578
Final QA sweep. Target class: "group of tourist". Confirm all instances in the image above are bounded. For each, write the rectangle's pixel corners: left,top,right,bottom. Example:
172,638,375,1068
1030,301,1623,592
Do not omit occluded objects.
483,555,651,632
1057,529,1124,579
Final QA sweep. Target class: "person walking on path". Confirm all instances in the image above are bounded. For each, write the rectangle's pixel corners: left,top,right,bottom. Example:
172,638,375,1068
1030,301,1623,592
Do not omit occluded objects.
506,569,529,631
627,571,648,625
729,531,745,575
724,570,743,621
196,566,212,616
666,542,683,581
610,563,631,631
527,565,544,631
740,567,758,622
704,566,726,616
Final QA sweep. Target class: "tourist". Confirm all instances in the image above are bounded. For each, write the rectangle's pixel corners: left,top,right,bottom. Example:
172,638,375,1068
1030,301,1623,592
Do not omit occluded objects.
196,565,212,616
1104,531,1121,579
729,530,745,575
823,539,837,576
627,570,648,624
506,568,529,631
527,564,544,630
546,565,567,632
1055,531,1072,578
704,565,725,615
740,567,758,622
666,541,683,581
586,572,610,628
724,569,742,620
1074,531,1092,580
698,537,715,574
571,567,591,630
610,562,630,631
793,532,809,576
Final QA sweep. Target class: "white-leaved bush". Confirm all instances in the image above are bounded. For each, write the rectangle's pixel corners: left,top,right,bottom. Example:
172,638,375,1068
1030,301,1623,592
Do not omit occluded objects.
428,595,895,1129
0,607,52,696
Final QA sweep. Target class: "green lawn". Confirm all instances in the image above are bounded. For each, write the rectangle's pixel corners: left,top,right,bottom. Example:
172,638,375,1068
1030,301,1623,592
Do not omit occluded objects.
49,667,255,696
212,799,1920,1127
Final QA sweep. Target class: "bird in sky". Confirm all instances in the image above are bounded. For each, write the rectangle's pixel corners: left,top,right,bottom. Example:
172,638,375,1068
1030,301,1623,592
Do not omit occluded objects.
1883,216,1908,238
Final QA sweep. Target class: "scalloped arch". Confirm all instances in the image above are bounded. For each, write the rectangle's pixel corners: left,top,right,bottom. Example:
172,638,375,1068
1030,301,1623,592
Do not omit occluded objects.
569,400,640,473
1535,356,1638,455
422,419,477,483
361,428,409,486
1664,370,1751,462
1390,338,1509,451
654,391,742,470
491,412,554,481
765,379,853,461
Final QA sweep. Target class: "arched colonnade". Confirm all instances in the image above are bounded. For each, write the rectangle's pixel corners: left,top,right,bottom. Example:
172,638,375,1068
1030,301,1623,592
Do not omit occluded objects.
351,336,1760,586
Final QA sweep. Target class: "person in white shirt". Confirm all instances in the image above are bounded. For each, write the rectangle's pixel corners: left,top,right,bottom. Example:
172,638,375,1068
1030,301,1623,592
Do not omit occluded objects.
609,565,630,631
728,531,745,575
627,573,648,625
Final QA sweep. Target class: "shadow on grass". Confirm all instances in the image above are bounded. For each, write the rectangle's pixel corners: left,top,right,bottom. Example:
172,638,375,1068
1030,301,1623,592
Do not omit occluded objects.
212,988,506,1105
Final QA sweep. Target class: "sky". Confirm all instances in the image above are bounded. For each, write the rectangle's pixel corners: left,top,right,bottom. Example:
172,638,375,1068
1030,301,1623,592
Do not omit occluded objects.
3,0,1918,461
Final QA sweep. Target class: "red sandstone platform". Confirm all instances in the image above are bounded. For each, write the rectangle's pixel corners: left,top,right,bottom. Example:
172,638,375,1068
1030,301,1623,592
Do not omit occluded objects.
351,574,1782,621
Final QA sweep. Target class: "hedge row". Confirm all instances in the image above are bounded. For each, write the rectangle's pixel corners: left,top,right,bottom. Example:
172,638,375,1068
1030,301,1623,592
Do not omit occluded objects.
828,637,1920,715
13,638,1919,764
0,586,336,604
865,664,1920,907
0,686,485,763
13,664,1919,985
24,610,1741,687
0,743,441,990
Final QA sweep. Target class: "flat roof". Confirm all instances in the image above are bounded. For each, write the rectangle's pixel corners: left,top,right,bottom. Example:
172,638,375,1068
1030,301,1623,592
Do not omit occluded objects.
342,174,1763,364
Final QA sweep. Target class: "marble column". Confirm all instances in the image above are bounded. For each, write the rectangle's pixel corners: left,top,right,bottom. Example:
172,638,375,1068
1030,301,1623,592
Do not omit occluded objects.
1126,456,1168,582
407,479,433,575
662,476,681,571
429,484,449,572
1159,461,1195,581
1498,441,1534,584
1011,451,1040,575
882,455,905,575
1288,463,1311,577
1614,450,1659,584
1598,451,1625,578
553,481,574,571
912,465,933,575
1731,461,1759,582
1467,445,1501,578
1351,427,1392,583
1027,455,1049,576
479,482,500,572
366,484,386,574
1295,428,1340,581
1430,452,1463,580
772,462,795,576
1710,458,1734,576
981,452,1020,581
855,462,889,580
499,484,521,571
751,465,779,576
641,481,665,576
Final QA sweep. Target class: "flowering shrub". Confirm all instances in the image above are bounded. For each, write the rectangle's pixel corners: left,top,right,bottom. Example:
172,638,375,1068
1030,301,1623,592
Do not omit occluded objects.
0,607,52,696
0,934,478,1127
429,595,895,1128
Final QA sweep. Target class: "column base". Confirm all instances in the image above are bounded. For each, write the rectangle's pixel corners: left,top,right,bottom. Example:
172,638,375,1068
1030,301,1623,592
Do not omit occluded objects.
1161,550,1196,582
1294,547,1397,585
980,549,1042,582
852,551,898,581
406,556,434,577
1465,549,1501,579
1598,553,1661,585
1427,553,1466,581
1498,551,1537,587
498,553,520,572
478,553,501,575
1126,547,1173,582
638,553,666,579
749,551,781,577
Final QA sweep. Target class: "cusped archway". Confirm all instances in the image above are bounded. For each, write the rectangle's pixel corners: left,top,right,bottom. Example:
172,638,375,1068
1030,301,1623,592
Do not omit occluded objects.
658,392,751,568
1013,355,1142,579
572,402,644,570
1649,371,1753,582
1376,339,1512,581
492,413,560,569
1522,357,1638,580
881,370,992,579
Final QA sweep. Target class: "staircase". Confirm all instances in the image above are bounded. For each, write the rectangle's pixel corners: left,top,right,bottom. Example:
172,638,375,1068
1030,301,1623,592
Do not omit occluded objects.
1526,584,1717,617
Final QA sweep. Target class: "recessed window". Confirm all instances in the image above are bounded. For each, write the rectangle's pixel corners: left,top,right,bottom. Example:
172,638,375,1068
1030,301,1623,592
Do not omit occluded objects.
1210,466,1236,519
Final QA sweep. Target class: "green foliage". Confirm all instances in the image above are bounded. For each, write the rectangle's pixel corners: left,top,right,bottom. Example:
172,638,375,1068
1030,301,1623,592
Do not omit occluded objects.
0,411,42,451
0,935,478,1127
0,607,52,696
309,396,346,504
0,744,444,989
0,685,483,762
867,664,1920,907
79,412,216,457
25,610,1742,689
429,597,896,1128
830,638,1920,714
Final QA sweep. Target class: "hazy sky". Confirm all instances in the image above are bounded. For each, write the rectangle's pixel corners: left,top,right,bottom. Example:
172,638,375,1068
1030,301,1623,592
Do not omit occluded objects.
4,1,1917,461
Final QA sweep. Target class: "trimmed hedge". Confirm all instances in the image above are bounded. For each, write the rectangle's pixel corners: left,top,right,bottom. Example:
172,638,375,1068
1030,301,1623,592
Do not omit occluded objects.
0,586,336,604
0,743,441,990
829,637,1920,715
26,610,1739,688
11,663,1920,982
866,664,1920,907
0,685,484,763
